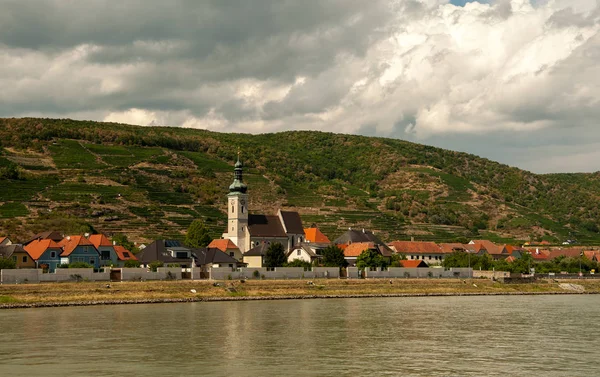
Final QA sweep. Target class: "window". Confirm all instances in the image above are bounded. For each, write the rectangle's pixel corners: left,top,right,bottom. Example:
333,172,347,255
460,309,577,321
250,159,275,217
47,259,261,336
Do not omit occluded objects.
229,252,234,257
84,247,88,253
50,251,56,258
241,206,244,213
22,256,27,263
242,226,244,231
232,205,234,213
89,258,95,265
101,250,111,260
297,250,301,255
232,227,234,231
123,252,130,258
428,256,431,260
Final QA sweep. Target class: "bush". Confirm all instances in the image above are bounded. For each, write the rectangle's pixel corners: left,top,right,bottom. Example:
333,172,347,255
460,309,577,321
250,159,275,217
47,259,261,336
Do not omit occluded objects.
252,270,260,278
149,260,164,272
0,258,16,269
124,260,140,268
68,262,94,268
285,259,312,269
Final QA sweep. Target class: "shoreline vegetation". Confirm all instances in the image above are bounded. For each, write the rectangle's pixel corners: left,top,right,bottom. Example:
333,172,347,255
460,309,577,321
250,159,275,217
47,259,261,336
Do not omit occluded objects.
2,279,600,310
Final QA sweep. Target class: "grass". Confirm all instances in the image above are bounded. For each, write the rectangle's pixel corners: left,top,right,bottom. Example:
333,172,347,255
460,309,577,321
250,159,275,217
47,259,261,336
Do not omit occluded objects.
1,279,600,307
48,140,106,169
0,177,59,202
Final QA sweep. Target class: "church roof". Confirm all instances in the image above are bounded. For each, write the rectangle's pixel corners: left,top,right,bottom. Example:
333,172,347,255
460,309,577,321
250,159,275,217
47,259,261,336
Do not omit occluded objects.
248,215,287,238
279,210,304,234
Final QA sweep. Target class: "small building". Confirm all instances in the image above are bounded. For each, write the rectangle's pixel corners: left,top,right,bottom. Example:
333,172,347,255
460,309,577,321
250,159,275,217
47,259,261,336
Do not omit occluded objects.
23,239,63,272
88,234,119,267
388,241,446,265
136,240,194,268
194,247,242,271
58,236,101,268
243,242,270,268
208,239,243,261
286,243,323,265
0,244,35,269
342,242,393,267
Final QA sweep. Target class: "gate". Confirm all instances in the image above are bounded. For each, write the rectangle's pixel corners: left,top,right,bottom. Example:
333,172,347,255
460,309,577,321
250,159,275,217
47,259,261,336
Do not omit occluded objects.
110,269,122,282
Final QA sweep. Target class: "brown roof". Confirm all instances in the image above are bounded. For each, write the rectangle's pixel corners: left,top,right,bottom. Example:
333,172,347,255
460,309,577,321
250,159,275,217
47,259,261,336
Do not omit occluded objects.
304,227,330,243
470,240,504,255
208,239,239,252
548,248,584,260
438,243,467,254
88,234,112,248
279,211,304,234
400,260,429,268
58,236,96,256
388,241,442,254
23,231,64,245
248,215,287,238
530,249,550,260
24,239,62,260
114,245,137,261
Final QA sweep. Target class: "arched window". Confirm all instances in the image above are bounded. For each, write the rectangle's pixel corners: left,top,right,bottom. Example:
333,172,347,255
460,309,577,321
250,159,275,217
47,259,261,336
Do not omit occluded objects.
241,206,244,213
232,205,234,213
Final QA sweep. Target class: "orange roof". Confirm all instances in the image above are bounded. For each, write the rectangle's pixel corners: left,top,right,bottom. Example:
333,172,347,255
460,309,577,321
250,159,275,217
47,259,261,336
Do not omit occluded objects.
58,236,96,256
88,234,112,248
114,245,137,261
388,241,442,254
505,256,516,263
470,240,503,254
343,242,375,257
208,239,239,252
23,239,62,260
400,260,428,268
304,227,330,243
0,237,6,244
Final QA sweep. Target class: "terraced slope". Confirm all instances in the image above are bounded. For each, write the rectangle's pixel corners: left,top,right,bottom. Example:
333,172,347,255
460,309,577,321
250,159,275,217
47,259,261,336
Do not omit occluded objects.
1,118,599,245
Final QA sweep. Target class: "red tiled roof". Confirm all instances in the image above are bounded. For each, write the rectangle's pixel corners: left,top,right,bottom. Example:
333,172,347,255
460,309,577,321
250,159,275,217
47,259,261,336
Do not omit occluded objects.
208,239,239,252
114,245,137,261
470,240,503,254
304,227,330,243
88,234,112,248
343,242,375,257
388,241,442,254
548,248,583,260
58,236,96,256
400,260,429,268
0,237,6,244
23,239,62,260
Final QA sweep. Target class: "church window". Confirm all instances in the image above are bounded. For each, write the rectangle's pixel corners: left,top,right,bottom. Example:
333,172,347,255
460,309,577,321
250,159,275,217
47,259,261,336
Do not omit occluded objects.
241,206,244,213
232,227,234,231
232,205,234,213
242,226,244,231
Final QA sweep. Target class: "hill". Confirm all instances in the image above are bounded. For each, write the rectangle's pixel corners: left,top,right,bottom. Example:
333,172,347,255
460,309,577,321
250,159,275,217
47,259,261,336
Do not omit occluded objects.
1,117,599,245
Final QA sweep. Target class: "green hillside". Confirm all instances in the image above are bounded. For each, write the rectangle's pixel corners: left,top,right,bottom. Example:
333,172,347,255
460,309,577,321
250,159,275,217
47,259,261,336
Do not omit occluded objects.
1,117,599,245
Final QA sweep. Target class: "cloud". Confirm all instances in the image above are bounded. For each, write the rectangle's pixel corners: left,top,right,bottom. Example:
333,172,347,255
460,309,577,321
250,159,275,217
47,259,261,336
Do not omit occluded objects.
0,0,599,172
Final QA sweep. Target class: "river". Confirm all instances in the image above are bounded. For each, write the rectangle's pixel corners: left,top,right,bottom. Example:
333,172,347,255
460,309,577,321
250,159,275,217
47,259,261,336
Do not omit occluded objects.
0,295,598,376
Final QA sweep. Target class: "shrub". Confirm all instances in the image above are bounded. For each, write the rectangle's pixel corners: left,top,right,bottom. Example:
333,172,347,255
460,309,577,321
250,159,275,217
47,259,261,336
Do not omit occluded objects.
149,260,164,272
124,260,140,268
68,262,93,268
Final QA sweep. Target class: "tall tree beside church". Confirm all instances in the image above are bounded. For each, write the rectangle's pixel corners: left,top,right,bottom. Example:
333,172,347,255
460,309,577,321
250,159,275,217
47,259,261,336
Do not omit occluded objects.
184,219,212,248
321,245,348,267
264,243,286,268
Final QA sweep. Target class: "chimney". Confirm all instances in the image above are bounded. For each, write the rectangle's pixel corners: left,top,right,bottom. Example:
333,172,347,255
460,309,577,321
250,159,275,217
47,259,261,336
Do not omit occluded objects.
113,241,116,246
66,236,71,241
362,228,365,233
84,232,90,238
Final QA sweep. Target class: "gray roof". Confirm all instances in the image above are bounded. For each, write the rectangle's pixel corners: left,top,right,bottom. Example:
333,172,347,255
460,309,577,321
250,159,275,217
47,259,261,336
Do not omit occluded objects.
0,244,26,258
193,248,240,266
333,229,386,245
286,244,321,259
136,240,192,264
23,231,63,245
279,211,304,234
244,242,270,257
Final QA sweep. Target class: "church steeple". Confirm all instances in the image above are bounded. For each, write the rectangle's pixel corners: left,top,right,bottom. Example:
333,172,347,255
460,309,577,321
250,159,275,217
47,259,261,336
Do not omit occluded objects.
229,150,248,194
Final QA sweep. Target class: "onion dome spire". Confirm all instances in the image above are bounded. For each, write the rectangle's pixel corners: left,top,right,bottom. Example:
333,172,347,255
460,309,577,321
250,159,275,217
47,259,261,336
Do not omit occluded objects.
229,149,248,193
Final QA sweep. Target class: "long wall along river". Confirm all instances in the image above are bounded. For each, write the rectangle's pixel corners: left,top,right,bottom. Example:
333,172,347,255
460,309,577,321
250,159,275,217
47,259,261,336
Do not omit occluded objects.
1,295,598,376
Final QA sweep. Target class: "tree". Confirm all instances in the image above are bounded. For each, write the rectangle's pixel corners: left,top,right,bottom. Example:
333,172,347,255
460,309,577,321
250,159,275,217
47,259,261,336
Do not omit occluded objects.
124,260,141,268
321,245,347,267
184,219,212,248
149,260,164,272
264,243,286,268
390,253,407,267
356,249,388,270
113,233,137,253
285,259,312,269
0,258,16,270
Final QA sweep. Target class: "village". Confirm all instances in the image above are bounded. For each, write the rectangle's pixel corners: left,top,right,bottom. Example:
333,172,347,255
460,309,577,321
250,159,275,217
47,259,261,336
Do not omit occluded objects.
1,157,599,284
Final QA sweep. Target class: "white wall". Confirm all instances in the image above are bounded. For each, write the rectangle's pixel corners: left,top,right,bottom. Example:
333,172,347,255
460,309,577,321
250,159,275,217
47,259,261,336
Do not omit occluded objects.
209,267,340,280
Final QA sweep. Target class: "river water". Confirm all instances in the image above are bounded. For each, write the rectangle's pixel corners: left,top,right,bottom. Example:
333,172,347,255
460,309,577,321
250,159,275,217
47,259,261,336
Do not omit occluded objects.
0,295,598,376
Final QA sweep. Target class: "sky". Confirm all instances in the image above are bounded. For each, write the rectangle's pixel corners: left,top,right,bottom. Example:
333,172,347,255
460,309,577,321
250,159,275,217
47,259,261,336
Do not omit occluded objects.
1,0,599,174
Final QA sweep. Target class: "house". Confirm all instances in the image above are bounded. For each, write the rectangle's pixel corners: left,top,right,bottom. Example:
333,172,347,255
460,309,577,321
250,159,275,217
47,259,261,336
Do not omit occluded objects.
388,241,446,265
114,245,137,265
468,240,510,260
208,239,243,261
529,248,550,261
58,236,100,268
503,245,524,259
286,243,323,265
243,242,269,268
548,248,584,260
23,231,63,246
304,226,330,244
342,242,393,267
0,244,35,269
136,240,194,268
0,237,12,246
438,243,467,254
194,248,242,271
334,228,386,245
400,259,429,268
221,156,305,253
23,239,63,272
88,234,119,267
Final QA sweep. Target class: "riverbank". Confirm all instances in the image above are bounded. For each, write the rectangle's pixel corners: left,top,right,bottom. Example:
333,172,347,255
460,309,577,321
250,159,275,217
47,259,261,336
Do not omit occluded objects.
2,278,600,309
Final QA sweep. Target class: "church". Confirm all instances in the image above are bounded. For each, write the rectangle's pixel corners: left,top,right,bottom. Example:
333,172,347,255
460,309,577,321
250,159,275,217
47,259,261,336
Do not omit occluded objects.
222,155,305,254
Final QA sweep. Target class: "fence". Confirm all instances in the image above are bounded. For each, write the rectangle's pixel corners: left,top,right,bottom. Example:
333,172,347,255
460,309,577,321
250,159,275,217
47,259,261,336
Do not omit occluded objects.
0,267,182,284
209,267,340,280
363,267,473,279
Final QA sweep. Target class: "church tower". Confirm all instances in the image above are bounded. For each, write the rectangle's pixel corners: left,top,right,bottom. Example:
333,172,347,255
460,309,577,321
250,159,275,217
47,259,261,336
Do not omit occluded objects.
225,153,249,252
